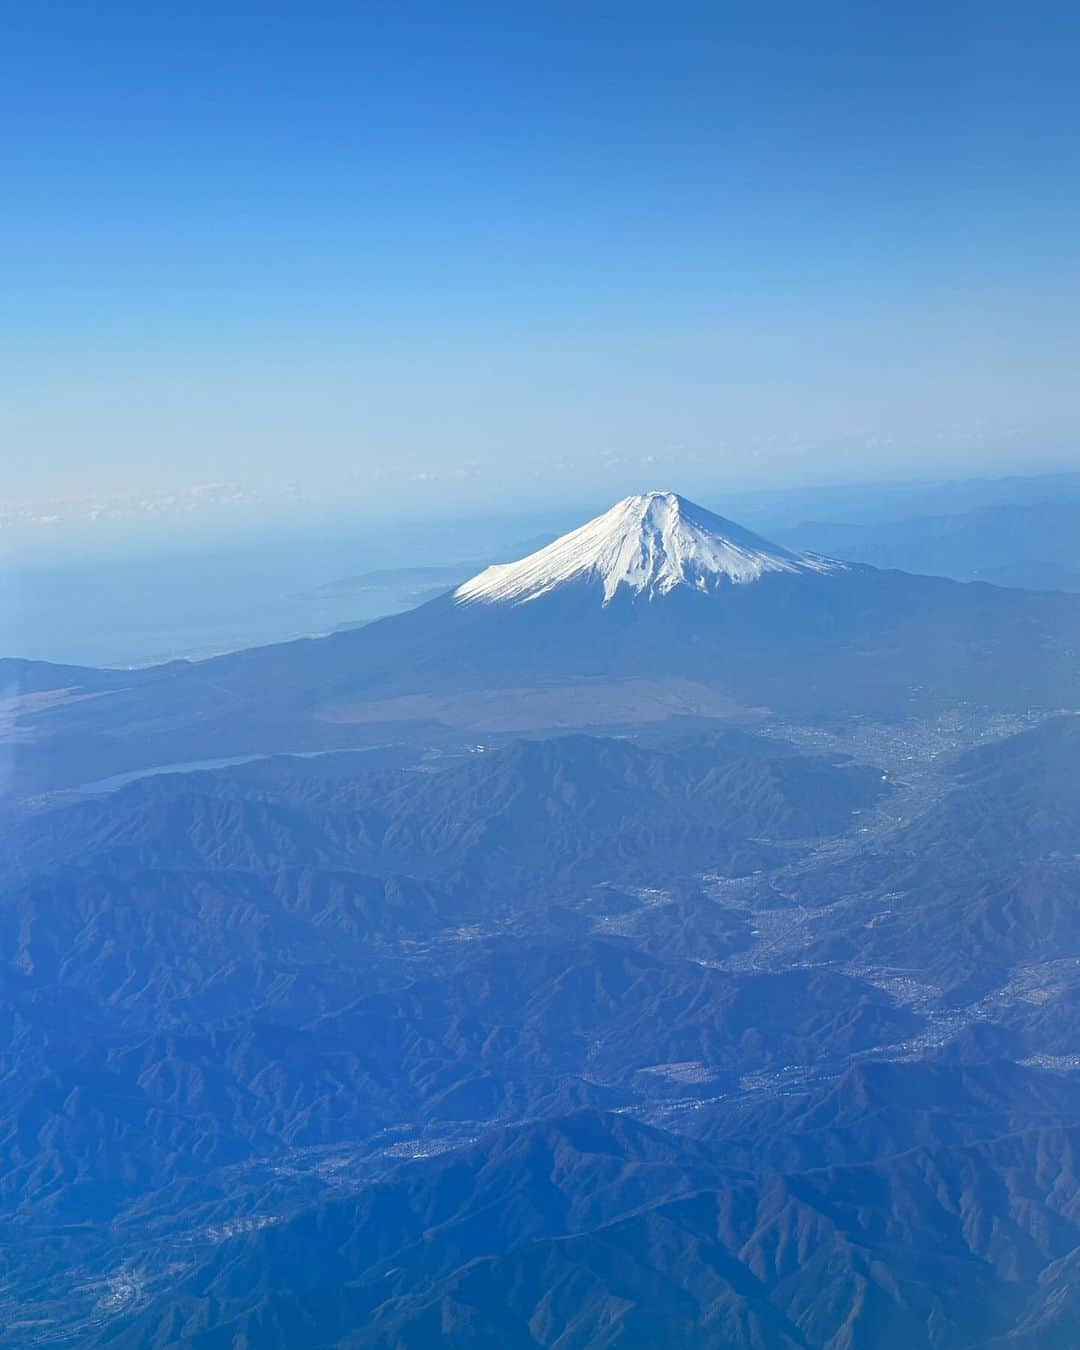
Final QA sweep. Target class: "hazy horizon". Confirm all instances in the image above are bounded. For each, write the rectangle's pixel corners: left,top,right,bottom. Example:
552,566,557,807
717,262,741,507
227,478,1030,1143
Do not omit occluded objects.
7,463,1080,669
6,457,1080,567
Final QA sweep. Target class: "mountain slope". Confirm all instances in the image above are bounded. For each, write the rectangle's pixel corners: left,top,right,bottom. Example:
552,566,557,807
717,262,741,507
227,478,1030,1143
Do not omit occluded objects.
7,731,886,889
93,1111,1080,1350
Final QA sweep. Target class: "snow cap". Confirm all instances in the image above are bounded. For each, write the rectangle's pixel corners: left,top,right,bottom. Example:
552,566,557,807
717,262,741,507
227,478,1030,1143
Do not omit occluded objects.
454,491,843,606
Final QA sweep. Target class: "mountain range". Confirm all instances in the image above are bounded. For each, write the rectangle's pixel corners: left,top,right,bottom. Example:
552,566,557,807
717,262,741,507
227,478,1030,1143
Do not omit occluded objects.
779,499,1080,592
3,491,1080,1346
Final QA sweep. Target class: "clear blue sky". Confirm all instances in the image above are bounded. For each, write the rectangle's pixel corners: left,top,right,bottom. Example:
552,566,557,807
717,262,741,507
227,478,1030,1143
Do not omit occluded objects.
3,0,1078,530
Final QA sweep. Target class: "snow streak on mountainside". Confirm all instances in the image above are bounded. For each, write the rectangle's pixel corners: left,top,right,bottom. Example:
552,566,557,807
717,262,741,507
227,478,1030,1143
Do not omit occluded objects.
454,491,845,606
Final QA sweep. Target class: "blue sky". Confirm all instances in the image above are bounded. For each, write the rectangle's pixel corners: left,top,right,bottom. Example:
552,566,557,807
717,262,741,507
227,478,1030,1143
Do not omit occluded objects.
3,0,1079,529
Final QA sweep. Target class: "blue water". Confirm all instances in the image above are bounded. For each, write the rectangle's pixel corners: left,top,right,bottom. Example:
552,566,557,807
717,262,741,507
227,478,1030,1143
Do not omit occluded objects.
0,512,576,669
76,746,396,795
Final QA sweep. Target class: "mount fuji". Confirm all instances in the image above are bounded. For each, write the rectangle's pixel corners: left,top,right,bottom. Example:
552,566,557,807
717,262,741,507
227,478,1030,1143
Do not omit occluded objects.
8,490,1080,794
454,491,844,605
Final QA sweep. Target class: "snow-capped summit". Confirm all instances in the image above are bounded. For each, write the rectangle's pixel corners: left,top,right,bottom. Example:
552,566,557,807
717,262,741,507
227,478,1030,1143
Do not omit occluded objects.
454,491,844,606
